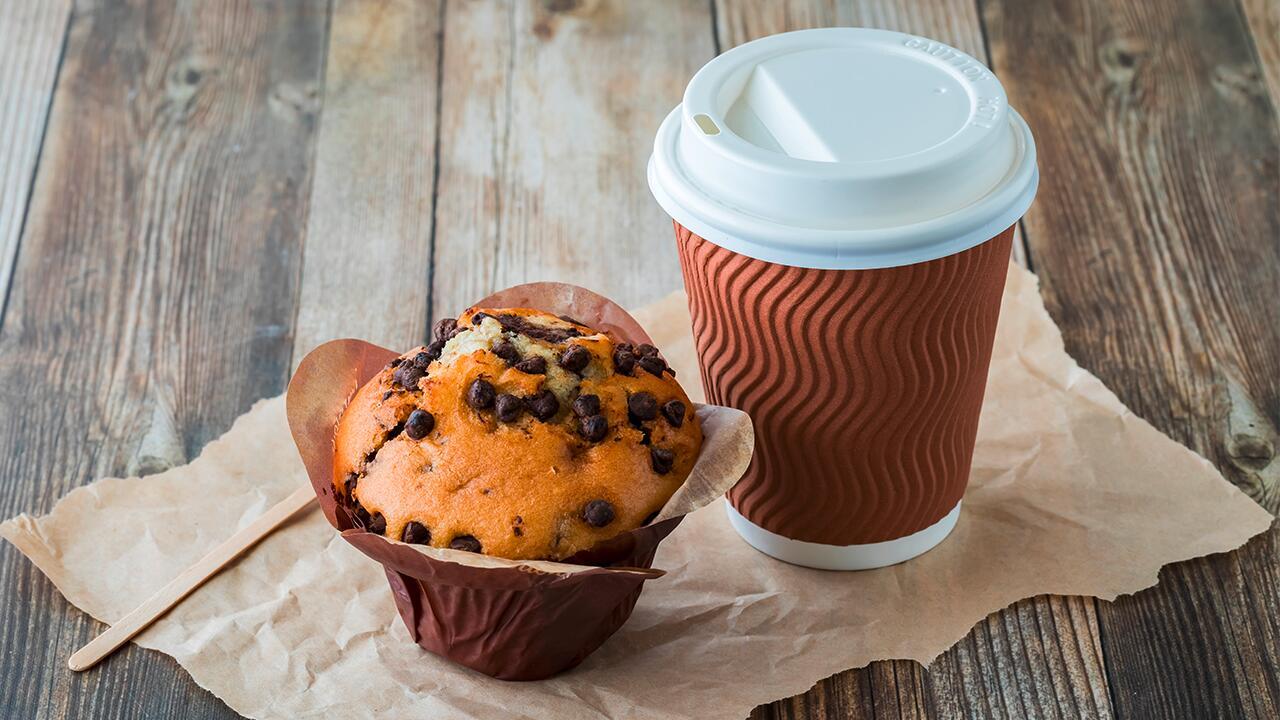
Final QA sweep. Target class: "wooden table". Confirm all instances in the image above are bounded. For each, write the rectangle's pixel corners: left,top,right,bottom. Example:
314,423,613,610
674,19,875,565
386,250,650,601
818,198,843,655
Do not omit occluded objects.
2,0,1276,717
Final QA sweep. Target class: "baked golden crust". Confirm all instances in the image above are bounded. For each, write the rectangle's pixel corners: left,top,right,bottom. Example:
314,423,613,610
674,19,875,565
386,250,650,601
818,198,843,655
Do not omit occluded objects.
332,307,702,561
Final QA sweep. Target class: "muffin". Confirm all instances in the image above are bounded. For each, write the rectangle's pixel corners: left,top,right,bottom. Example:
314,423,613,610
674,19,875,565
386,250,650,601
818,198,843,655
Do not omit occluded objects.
332,307,703,561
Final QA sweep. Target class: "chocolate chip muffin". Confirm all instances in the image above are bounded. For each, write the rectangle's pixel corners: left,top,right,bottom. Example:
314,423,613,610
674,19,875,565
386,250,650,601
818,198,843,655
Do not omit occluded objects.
332,308,703,561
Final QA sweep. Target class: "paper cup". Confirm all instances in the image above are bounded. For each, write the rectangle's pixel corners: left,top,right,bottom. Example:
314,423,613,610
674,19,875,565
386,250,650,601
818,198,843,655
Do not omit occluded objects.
678,222,1012,564
286,283,754,679
648,29,1039,569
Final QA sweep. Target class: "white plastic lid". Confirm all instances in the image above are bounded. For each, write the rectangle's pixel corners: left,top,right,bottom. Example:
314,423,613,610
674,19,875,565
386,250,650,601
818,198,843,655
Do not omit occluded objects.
648,28,1038,269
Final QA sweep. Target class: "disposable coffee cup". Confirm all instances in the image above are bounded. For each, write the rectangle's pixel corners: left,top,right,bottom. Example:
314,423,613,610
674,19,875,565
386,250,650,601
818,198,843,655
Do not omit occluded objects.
647,28,1038,570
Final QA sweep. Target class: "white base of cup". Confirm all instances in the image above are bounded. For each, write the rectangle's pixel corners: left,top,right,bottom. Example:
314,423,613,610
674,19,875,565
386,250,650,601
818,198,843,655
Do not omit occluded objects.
725,500,962,571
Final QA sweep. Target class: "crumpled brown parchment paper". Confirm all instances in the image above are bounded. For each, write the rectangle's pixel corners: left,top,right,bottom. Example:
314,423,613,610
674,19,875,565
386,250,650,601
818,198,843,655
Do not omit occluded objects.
2,264,1272,719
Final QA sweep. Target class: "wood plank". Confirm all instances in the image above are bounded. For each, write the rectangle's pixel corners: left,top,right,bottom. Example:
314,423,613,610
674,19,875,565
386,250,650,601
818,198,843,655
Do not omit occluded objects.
0,0,329,717
981,0,1280,716
292,0,443,361
714,2,1109,718
927,597,1113,719
715,0,986,58
1241,0,1280,106
0,0,71,317
429,0,714,321
1096,532,1280,719
751,660,936,720
750,594,1115,720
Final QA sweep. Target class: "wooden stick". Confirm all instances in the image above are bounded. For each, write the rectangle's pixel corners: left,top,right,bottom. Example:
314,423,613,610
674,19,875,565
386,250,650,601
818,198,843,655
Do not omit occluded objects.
68,484,318,672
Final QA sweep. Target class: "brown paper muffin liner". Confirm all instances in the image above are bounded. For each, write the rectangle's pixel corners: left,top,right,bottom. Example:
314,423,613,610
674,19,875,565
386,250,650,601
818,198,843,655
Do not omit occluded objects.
286,283,754,680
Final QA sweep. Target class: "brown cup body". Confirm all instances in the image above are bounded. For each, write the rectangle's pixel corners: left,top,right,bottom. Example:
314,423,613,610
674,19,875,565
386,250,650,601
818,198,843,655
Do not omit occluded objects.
675,223,1013,545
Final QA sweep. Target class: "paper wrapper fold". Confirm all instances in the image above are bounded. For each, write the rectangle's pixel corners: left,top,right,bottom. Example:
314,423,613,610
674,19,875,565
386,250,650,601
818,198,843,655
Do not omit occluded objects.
285,283,753,680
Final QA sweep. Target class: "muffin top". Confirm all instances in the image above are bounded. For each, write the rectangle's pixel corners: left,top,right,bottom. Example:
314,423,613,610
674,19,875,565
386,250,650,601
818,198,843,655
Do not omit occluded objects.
332,308,703,561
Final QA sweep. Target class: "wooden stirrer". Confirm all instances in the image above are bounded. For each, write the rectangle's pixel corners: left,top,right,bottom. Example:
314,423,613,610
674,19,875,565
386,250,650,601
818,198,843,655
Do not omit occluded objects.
68,484,318,672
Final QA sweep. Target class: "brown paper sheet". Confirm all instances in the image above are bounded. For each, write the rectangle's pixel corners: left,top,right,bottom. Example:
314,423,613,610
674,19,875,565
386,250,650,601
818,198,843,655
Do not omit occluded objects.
2,264,1272,719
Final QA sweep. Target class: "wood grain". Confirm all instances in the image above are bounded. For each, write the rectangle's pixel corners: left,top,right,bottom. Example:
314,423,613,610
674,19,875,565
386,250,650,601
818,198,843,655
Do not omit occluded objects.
982,0,1280,716
0,0,71,318
0,0,1276,717
292,0,443,361
428,0,713,323
716,2,1106,718
0,0,328,717
1242,0,1280,107
926,596,1112,720
714,0,986,58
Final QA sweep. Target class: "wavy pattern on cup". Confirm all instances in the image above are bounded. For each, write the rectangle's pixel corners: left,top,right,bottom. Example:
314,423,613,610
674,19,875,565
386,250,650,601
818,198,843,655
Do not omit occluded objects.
675,224,1013,545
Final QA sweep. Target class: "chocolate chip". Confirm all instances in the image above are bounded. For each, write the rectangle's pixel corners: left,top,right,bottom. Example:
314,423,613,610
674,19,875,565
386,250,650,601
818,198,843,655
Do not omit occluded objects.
389,357,404,368
582,500,616,528
424,339,446,361
467,378,496,409
639,355,667,377
393,363,426,390
450,535,482,553
661,399,686,427
572,393,600,418
579,414,608,442
495,393,523,422
613,345,636,375
368,512,387,536
433,317,458,340
513,526,523,536
343,473,358,501
490,313,582,343
401,521,431,545
559,344,591,373
650,447,675,474
413,351,431,367
381,390,394,401
628,392,658,421
526,390,559,422
469,311,492,326
491,338,521,365
636,343,659,357
513,356,547,374
405,409,435,439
